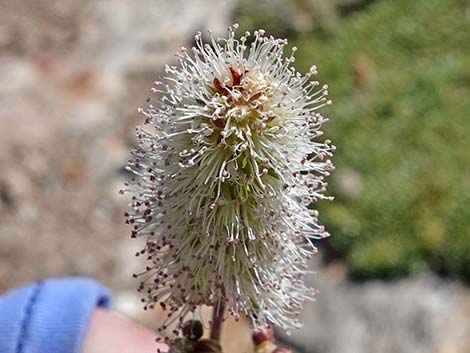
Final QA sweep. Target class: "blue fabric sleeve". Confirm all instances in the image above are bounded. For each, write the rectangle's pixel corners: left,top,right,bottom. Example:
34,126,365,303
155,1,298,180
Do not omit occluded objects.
0,278,111,353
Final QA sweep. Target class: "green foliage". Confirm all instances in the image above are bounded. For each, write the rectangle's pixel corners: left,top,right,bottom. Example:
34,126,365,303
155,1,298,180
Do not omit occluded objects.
234,0,298,37
235,0,470,282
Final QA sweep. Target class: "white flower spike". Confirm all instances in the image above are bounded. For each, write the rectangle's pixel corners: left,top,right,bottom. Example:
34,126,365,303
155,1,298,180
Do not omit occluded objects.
123,24,335,335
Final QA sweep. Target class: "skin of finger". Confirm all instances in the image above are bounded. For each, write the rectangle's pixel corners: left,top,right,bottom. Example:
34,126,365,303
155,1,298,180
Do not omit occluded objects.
82,308,168,353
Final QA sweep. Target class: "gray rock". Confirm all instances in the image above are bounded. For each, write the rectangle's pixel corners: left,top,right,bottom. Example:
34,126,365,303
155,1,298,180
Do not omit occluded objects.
277,266,470,353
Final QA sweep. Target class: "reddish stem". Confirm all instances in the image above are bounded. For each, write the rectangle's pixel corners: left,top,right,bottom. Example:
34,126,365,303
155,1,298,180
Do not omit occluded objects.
209,297,226,342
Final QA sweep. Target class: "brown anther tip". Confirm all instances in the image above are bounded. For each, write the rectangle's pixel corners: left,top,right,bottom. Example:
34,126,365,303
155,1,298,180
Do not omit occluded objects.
182,320,204,341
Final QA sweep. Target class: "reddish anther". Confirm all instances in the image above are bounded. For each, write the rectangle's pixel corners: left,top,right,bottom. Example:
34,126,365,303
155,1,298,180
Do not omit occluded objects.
252,327,274,345
230,67,242,86
212,118,227,128
213,77,227,95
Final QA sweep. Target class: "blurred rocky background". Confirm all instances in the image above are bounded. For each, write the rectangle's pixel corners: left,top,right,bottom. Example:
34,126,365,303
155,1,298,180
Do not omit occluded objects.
0,1,468,353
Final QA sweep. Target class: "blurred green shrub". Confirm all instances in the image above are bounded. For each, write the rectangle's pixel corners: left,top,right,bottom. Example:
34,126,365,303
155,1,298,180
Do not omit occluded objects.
235,0,470,282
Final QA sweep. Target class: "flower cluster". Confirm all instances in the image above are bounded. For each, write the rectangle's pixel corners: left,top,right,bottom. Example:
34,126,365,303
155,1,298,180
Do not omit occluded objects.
123,24,334,334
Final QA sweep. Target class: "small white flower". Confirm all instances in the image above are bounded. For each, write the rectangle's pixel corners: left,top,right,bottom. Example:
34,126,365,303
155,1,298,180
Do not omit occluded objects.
124,24,334,334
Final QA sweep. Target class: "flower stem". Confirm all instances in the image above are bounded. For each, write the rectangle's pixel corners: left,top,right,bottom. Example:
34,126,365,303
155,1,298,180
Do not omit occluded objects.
210,296,226,342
